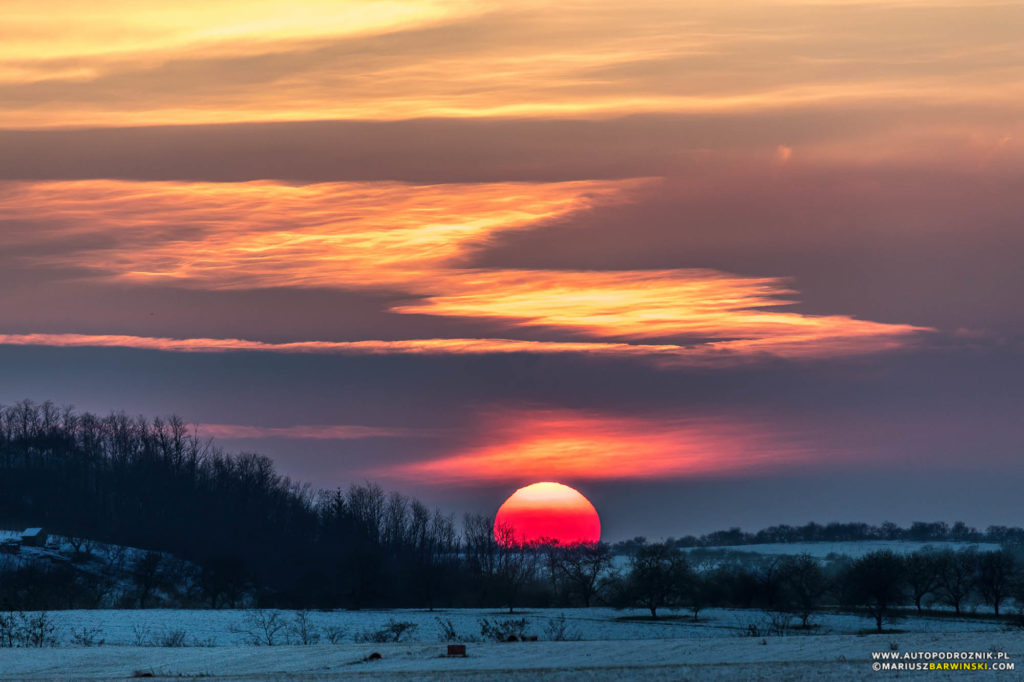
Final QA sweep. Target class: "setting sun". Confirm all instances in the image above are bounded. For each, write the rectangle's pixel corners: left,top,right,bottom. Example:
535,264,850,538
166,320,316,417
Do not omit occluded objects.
494,481,601,546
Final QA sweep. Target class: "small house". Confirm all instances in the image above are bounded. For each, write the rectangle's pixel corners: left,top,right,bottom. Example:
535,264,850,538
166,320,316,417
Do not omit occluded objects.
0,539,19,555
21,528,47,547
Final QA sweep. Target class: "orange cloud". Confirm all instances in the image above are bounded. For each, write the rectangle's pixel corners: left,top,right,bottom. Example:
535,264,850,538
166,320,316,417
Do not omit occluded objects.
0,330,925,364
0,332,675,357
0,179,633,289
0,178,929,362
379,410,812,483
1,1,1021,128
396,269,927,353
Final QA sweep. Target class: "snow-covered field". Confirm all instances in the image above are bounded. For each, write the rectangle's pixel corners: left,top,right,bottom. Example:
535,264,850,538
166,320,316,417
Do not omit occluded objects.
2,607,1011,646
682,541,1001,558
1,608,1017,680
3,632,1022,681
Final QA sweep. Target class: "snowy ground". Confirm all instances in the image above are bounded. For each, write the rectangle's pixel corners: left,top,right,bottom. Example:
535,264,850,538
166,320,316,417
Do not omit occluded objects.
1,608,1018,680
4,607,1013,646
682,541,1001,559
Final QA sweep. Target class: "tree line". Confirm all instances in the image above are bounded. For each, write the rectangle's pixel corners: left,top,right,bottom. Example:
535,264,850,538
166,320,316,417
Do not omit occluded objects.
612,521,1024,554
2,401,1022,621
608,543,1023,631
0,401,607,610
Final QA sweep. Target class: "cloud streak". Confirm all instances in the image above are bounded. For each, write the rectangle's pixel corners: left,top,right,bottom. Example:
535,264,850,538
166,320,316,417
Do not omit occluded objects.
1,1,1021,127
379,409,814,483
0,330,927,365
0,178,930,361
197,423,427,440
397,269,928,349
0,178,635,289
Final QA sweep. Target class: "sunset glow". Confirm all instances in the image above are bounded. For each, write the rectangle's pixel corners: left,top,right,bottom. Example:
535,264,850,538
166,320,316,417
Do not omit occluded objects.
494,482,601,546
2,1,1022,135
2,0,1021,540
0,178,929,364
384,410,809,483
0,179,633,289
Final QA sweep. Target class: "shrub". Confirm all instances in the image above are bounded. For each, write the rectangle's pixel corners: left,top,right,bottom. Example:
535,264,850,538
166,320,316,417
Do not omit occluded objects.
154,628,188,647
0,611,61,648
355,619,418,643
232,609,288,646
479,617,531,642
436,618,460,642
131,624,152,647
543,614,581,641
324,625,348,644
70,625,105,647
288,610,321,645
435,617,478,643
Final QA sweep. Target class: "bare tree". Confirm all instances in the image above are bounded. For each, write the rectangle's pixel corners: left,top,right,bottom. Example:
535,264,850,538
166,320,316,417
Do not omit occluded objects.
936,549,975,615
409,502,459,610
904,550,940,613
554,542,613,607
463,513,500,605
976,550,1015,617
198,555,248,608
132,551,165,608
233,609,288,646
777,554,827,628
66,537,95,562
845,550,905,633
494,522,538,614
623,542,688,618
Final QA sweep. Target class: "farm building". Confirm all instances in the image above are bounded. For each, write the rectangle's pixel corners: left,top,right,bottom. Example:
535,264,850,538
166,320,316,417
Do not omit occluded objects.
21,527,47,547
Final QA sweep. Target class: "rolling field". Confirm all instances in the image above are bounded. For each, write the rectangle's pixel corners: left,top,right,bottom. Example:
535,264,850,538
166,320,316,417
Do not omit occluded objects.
0,607,1018,680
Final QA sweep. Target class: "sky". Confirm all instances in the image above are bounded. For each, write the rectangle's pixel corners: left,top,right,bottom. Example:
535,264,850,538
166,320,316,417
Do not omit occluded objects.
2,0,1023,539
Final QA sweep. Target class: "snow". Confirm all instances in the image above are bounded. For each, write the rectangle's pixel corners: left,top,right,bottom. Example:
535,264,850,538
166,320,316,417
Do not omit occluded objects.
0,607,1016,680
9,607,1008,647
681,541,1002,558
0,535,1015,679
1,629,1020,680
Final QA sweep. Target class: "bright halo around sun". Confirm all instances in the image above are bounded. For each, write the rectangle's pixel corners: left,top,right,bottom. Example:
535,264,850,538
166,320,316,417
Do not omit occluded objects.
494,481,601,546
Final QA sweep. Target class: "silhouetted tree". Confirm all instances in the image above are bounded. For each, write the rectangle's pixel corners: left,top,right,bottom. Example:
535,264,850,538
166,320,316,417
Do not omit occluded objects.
131,551,165,608
622,542,688,618
553,542,613,607
198,555,249,608
844,550,905,633
935,549,975,615
904,550,940,613
777,554,828,628
976,550,1015,617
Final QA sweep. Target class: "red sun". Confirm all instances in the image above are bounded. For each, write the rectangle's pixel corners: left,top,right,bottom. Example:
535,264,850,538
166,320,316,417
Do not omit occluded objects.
494,481,601,546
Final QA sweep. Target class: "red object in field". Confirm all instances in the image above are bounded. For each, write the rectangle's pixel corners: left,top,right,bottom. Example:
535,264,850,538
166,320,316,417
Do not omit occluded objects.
447,644,467,657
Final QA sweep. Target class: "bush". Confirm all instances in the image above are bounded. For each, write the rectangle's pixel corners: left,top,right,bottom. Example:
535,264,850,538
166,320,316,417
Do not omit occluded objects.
324,625,348,644
479,617,531,642
70,625,105,647
435,617,478,643
232,609,288,646
154,629,188,648
131,624,152,647
288,610,321,645
543,614,581,641
739,612,792,638
355,619,418,643
0,611,61,648
436,618,460,642
129,624,192,647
